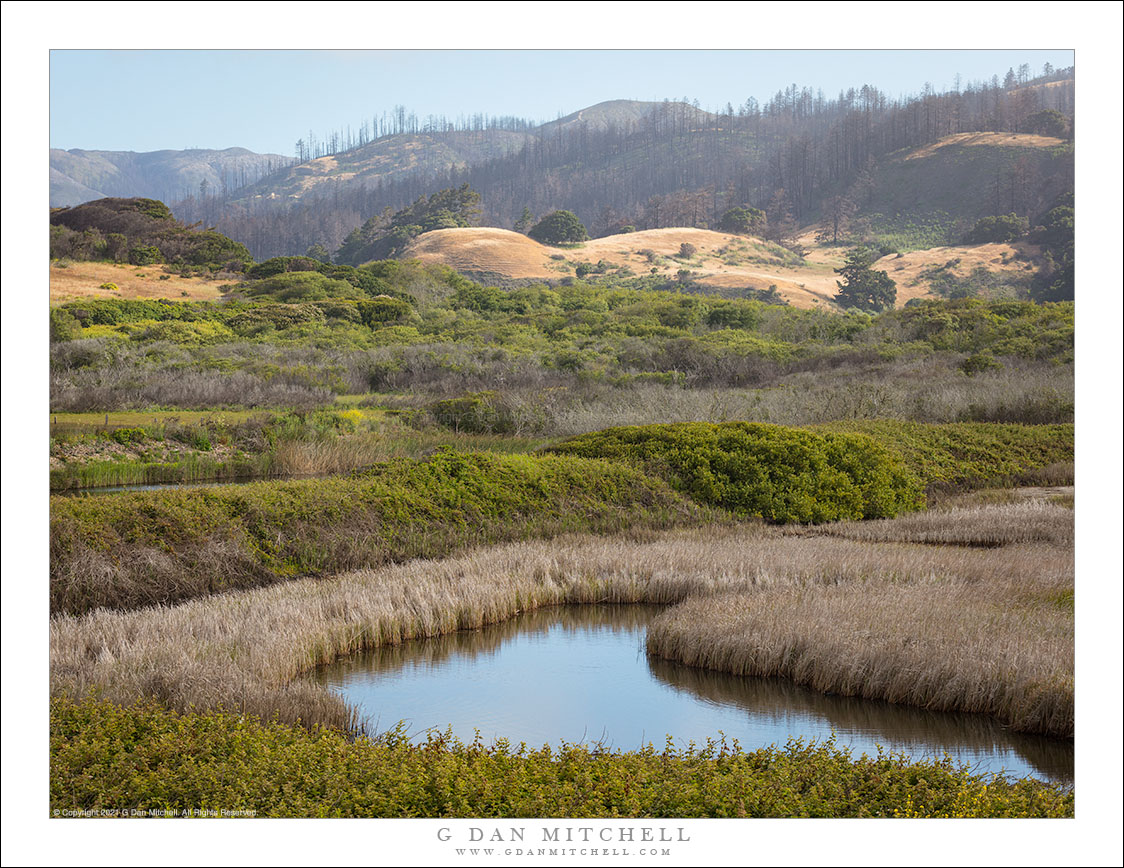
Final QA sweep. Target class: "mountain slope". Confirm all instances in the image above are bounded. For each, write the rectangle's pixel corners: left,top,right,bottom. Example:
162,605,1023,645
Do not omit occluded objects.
231,129,529,204
538,99,717,134
157,75,1074,261
851,133,1073,247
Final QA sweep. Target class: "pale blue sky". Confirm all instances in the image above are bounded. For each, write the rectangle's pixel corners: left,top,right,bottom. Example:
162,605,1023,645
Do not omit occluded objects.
49,49,1075,157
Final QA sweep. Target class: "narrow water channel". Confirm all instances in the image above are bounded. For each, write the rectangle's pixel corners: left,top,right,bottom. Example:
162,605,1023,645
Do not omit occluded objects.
309,604,1073,786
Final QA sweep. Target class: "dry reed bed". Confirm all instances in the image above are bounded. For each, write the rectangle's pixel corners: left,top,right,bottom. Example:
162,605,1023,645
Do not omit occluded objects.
646,577,1073,738
269,436,405,477
813,499,1075,547
52,506,1073,736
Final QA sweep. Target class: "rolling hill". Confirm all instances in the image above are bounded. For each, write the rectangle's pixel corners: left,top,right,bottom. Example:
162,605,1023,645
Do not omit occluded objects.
402,226,1035,309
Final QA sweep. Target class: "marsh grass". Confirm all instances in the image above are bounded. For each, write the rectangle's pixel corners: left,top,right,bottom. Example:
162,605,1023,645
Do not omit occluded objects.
814,499,1075,547
52,503,1073,737
646,571,1073,737
268,428,547,477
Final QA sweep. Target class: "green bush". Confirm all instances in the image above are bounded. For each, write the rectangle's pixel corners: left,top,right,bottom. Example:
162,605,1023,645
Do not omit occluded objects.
960,352,1002,375
528,210,588,246
549,422,924,523
245,271,357,302
817,421,1074,491
108,427,148,446
128,244,163,266
49,307,82,342
357,296,412,326
133,320,236,345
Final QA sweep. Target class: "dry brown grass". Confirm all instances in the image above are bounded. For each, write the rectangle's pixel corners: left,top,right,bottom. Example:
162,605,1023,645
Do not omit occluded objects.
404,227,555,278
400,225,1041,309
647,572,1073,737
403,227,846,308
873,242,1036,302
814,499,1075,548
51,502,1073,737
904,132,1066,160
49,261,226,305
268,435,402,477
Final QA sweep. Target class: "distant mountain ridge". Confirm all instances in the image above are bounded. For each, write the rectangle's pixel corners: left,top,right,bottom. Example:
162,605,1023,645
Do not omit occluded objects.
49,100,716,210
49,146,292,207
51,74,1074,262
227,100,718,206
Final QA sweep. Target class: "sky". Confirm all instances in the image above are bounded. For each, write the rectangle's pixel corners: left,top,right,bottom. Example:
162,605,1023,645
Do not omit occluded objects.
49,48,1076,156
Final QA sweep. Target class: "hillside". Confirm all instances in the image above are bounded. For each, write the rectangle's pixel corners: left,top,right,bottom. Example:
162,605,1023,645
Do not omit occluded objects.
538,99,717,134
402,227,1034,309
49,197,252,272
49,147,291,207
850,132,1072,248
49,261,228,305
232,129,529,205
168,68,1074,262
230,101,718,207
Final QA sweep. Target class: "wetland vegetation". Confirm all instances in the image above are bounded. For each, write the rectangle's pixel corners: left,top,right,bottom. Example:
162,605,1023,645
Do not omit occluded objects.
48,202,1075,820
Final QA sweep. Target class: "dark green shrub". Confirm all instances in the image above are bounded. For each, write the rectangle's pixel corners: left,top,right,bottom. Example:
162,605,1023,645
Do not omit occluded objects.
227,303,325,335
528,210,588,245
963,214,1028,244
357,296,412,327
705,302,761,330
245,272,356,302
246,256,324,280
128,244,163,266
549,422,924,523
717,207,766,235
818,421,1074,490
49,452,701,614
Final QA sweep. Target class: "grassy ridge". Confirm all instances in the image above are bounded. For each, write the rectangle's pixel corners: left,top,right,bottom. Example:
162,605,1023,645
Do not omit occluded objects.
51,698,1073,818
50,452,708,615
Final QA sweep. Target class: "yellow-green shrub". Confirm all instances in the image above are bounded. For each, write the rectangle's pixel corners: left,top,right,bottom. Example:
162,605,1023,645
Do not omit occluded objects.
549,422,924,523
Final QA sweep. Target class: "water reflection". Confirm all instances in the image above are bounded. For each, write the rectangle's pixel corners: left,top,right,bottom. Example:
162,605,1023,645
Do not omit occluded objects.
646,658,1073,784
310,604,1072,785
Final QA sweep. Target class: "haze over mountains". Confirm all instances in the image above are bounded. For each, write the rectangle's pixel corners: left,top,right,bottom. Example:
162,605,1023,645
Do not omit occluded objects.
51,67,1074,267
49,147,292,208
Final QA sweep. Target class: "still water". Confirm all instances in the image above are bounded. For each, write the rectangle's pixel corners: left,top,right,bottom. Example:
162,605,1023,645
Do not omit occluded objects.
311,605,1072,785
